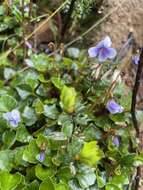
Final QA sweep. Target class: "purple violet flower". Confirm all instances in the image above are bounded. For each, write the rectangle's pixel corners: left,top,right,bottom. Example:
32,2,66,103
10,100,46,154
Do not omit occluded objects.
3,109,20,128
113,136,120,147
45,48,50,54
39,151,45,162
106,100,124,114
132,55,139,65
88,36,117,62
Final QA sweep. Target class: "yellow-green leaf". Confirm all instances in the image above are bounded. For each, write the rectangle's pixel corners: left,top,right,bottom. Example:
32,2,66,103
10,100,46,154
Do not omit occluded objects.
60,85,76,113
80,141,104,166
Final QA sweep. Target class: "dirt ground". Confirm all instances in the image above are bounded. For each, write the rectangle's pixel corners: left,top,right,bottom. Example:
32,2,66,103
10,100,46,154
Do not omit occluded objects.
89,0,143,49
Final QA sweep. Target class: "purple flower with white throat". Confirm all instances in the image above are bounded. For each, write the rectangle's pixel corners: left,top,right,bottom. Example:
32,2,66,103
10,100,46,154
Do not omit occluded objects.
3,109,20,128
88,36,117,62
106,100,124,114
132,55,139,65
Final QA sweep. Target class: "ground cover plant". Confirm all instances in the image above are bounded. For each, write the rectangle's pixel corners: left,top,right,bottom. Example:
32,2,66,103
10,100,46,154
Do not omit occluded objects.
0,0,143,190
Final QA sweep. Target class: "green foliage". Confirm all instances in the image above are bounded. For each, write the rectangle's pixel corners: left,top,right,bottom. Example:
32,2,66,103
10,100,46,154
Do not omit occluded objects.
0,46,139,189
0,95,17,112
80,141,104,166
63,0,97,20
60,85,77,113
0,1,141,190
0,171,22,190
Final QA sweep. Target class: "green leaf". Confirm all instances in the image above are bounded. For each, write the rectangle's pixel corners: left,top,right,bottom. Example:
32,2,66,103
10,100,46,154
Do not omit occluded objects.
22,180,39,190
51,77,64,90
134,153,143,166
2,130,16,148
57,167,73,181
69,180,83,190
0,35,8,41
16,126,32,142
34,99,44,114
31,54,52,72
0,5,6,15
26,166,36,182
105,184,122,190
24,71,38,90
0,53,11,66
110,174,129,186
48,132,67,150
0,95,17,112
0,150,14,171
0,171,22,190
67,48,80,59
67,137,83,158
23,140,39,163
22,106,37,126
58,113,73,137
84,126,102,141
109,113,125,123
55,182,70,190
62,122,73,138
12,5,22,22
36,84,47,97
14,147,27,167
80,141,104,166
36,134,49,148
120,154,135,167
96,174,106,188
60,85,76,113
39,178,55,190
77,165,96,188
4,68,16,80
35,164,55,181
16,85,32,100
43,104,59,119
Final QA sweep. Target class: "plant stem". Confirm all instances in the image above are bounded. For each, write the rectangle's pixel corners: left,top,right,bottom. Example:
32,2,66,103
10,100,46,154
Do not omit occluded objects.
28,0,33,18
61,0,77,39
6,0,68,56
131,48,143,190
22,0,26,59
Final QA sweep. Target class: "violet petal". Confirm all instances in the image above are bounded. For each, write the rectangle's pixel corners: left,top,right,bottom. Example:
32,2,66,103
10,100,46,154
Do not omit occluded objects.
103,36,112,48
39,152,45,162
106,100,124,114
88,47,99,58
113,136,120,147
11,109,20,123
3,109,20,127
10,120,18,128
98,48,109,62
132,56,139,65
107,48,117,59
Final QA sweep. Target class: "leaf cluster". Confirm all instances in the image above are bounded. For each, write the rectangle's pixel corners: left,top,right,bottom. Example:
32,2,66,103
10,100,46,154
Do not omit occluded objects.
0,46,141,190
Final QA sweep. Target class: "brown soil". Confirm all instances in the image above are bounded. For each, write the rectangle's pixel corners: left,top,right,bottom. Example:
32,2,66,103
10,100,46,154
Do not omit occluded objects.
89,0,143,49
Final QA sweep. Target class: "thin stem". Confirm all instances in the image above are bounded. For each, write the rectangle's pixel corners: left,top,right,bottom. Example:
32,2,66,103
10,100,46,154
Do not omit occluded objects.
6,0,68,56
28,0,33,19
22,0,26,59
31,12,50,22
131,48,143,190
131,48,143,138
6,0,128,57
61,0,77,39
47,0,128,57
